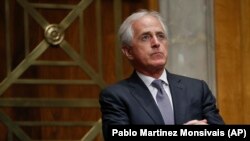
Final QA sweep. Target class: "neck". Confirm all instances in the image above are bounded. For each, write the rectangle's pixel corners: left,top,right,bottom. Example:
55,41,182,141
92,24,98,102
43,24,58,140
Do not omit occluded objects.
136,68,165,79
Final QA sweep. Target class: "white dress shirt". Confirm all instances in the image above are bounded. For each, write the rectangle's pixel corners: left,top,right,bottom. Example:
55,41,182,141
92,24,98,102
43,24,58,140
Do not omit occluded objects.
136,70,174,110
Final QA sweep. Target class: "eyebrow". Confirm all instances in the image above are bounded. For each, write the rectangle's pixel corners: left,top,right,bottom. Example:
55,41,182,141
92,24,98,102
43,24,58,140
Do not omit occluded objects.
139,31,165,36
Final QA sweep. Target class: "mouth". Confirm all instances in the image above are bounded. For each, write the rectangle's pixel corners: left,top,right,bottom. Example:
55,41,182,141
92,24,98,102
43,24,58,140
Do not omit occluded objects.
151,52,163,56
151,52,164,59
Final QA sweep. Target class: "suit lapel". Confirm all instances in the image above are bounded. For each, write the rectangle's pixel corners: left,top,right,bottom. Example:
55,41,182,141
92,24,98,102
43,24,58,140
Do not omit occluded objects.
128,71,165,124
167,71,187,124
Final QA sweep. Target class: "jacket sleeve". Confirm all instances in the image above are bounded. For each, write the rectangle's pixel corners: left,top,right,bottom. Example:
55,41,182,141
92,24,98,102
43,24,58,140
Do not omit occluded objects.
201,80,225,124
99,87,130,141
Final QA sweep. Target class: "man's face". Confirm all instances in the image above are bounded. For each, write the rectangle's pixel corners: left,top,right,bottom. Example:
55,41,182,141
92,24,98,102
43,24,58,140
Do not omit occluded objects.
123,15,168,74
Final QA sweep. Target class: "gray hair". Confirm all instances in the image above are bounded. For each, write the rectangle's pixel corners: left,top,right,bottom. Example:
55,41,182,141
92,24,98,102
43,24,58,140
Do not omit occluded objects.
118,9,168,47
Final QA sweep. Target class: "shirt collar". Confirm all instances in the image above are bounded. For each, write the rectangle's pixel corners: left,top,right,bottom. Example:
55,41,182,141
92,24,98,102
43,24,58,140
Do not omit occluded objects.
136,70,169,86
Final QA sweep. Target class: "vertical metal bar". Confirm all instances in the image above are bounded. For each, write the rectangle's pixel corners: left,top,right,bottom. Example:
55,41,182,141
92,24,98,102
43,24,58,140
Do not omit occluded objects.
79,11,84,58
114,0,123,80
5,0,11,75
24,11,29,56
96,0,103,77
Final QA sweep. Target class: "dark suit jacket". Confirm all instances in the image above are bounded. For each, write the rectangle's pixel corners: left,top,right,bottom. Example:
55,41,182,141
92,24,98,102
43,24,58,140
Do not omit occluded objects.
99,70,224,140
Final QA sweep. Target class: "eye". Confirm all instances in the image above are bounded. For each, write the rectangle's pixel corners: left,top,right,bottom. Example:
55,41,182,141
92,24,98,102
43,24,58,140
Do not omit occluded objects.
141,34,151,41
157,33,166,40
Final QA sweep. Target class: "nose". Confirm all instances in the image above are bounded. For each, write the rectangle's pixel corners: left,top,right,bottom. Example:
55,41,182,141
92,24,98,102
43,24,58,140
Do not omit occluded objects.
151,35,160,48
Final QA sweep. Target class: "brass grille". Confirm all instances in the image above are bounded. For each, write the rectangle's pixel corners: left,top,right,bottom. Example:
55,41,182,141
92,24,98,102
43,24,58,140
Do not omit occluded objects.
0,0,123,140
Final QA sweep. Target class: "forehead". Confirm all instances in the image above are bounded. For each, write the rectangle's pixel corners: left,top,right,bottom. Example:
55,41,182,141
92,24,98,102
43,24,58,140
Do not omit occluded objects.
132,15,164,33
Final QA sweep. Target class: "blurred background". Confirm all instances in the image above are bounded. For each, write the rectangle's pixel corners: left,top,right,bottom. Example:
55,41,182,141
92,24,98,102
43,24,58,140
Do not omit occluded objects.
0,0,249,140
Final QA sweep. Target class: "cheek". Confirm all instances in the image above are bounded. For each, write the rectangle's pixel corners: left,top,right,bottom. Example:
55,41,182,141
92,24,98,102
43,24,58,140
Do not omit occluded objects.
162,45,168,55
165,48,168,56
130,43,151,59
138,49,150,59
132,50,149,62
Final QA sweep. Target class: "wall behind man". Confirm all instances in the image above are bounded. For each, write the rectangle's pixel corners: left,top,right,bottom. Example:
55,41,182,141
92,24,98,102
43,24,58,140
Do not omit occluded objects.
159,0,216,94
159,0,250,124
215,0,250,124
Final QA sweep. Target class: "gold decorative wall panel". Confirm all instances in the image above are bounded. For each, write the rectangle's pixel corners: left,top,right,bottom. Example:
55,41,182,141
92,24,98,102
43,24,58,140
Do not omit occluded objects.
0,0,157,140
0,0,109,140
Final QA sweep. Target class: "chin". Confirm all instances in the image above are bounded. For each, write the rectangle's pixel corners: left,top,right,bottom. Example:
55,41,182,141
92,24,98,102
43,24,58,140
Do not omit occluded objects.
152,64,165,70
155,61,166,66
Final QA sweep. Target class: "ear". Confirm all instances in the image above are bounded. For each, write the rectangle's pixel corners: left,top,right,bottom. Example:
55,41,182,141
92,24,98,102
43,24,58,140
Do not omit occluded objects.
122,46,134,60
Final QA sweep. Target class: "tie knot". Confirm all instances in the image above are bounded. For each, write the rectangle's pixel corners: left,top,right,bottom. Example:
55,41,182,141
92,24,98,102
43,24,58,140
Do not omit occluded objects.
152,79,164,91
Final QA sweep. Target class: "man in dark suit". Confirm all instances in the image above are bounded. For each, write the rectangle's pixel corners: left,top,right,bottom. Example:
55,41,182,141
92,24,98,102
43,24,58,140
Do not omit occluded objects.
99,9,224,140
